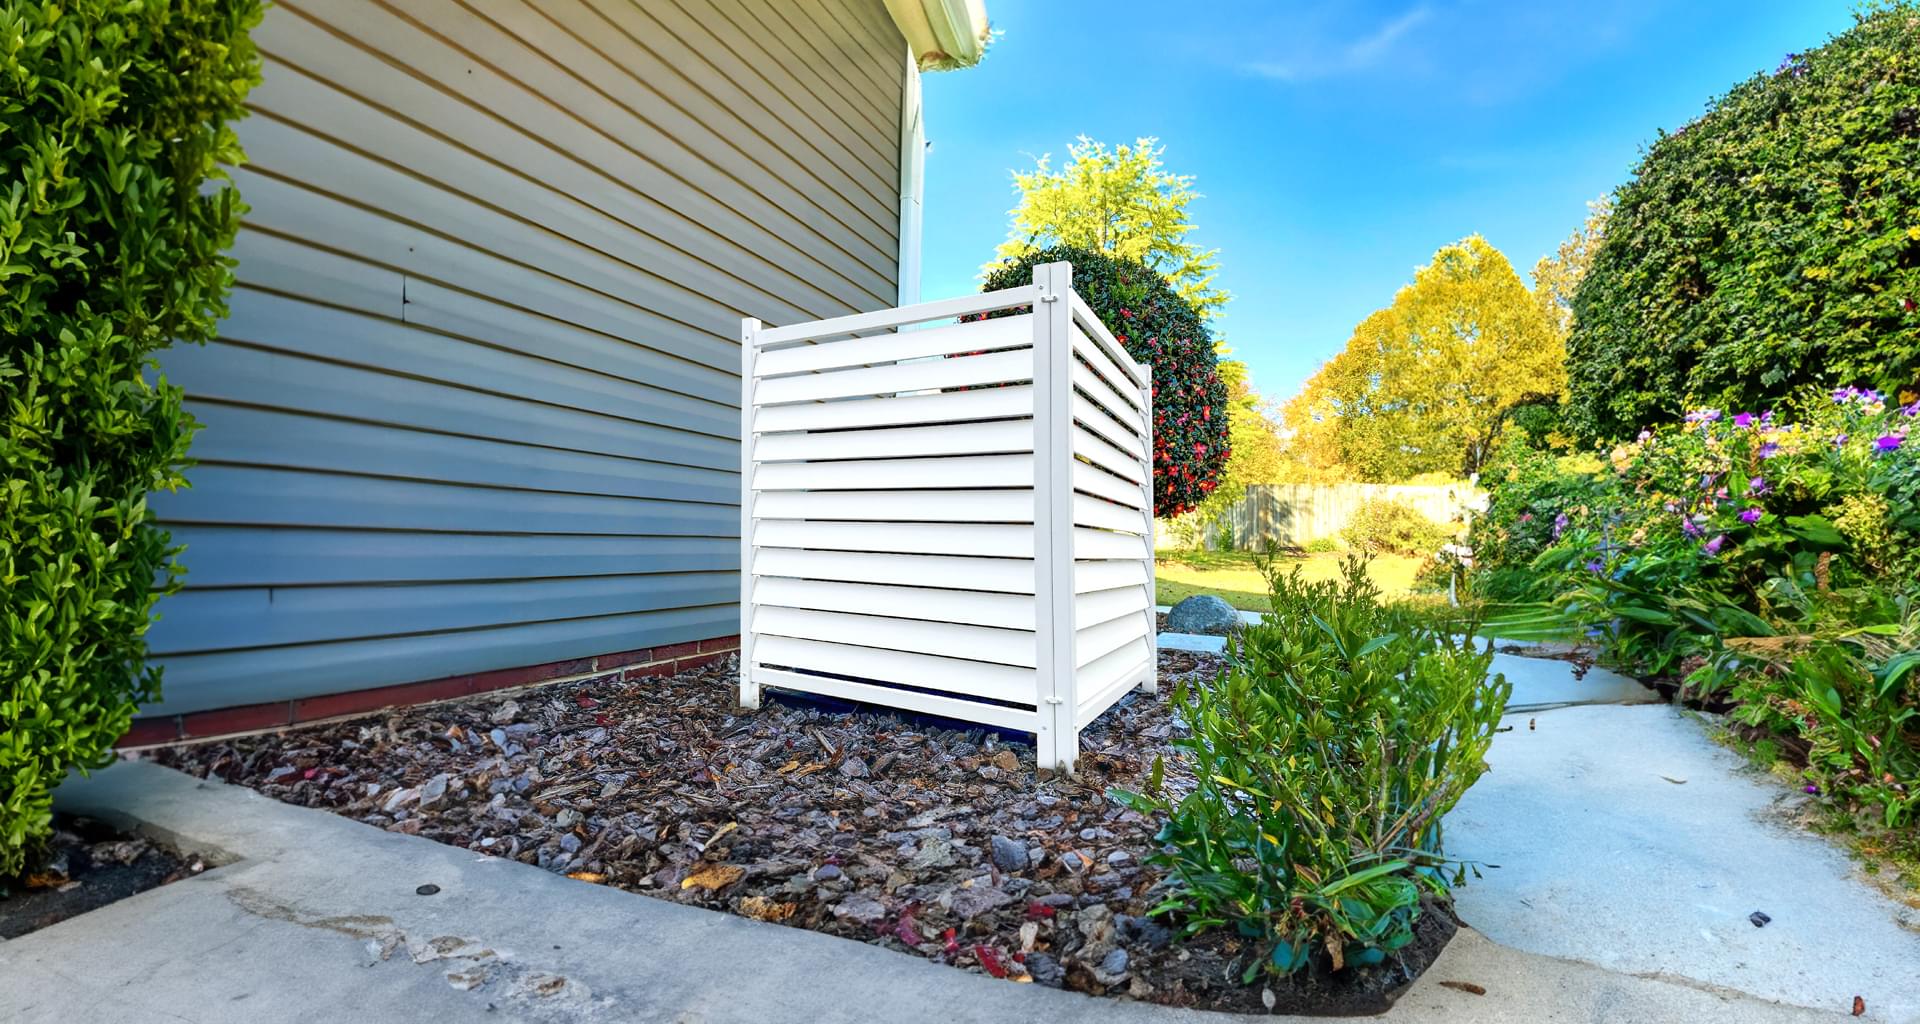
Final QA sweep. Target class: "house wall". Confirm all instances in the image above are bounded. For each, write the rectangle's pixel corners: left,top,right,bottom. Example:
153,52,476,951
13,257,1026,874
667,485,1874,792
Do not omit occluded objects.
141,0,908,716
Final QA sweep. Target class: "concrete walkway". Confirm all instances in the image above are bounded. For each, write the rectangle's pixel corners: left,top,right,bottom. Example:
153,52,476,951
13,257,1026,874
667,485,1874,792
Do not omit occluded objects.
2,762,1850,1024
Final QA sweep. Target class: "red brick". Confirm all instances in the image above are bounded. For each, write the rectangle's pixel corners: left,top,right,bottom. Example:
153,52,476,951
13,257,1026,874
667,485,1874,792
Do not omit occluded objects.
117,716,181,749
595,647,655,671
651,640,702,661
293,676,472,723
180,701,292,738
675,652,727,672
464,662,548,695
698,634,741,654
623,661,674,682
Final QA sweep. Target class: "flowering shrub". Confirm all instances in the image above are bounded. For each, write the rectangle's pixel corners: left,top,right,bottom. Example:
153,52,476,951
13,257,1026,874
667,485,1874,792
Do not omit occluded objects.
980,246,1230,517
1114,557,1508,980
1483,388,1919,836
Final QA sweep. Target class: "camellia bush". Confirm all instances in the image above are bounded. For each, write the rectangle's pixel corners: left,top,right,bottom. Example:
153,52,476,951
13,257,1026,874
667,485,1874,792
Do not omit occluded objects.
1,1,261,879
1566,3,1920,441
1115,558,1509,980
980,245,1230,517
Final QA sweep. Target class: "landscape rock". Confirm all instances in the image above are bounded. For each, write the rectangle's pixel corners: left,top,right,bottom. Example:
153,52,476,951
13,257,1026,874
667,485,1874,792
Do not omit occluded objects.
1166,594,1241,636
989,835,1027,873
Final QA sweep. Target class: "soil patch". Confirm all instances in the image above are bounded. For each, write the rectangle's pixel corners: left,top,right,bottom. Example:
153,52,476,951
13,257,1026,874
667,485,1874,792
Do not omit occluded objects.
154,651,1456,1012
1,815,200,939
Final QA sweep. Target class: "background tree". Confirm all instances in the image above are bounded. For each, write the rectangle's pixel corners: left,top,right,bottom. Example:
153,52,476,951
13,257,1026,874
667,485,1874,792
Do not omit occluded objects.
1531,196,1611,339
995,136,1228,319
1566,3,1920,440
979,246,1230,517
1180,359,1285,542
1280,236,1563,481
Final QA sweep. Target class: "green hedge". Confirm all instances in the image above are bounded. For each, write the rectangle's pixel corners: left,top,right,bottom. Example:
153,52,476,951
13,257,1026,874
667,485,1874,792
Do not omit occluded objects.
1,0,261,878
1567,3,1920,441
979,245,1230,517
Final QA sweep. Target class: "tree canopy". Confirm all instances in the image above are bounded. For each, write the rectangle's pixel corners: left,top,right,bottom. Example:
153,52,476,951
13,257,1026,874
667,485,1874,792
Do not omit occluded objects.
1282,236,1564,481
994,136,1227,319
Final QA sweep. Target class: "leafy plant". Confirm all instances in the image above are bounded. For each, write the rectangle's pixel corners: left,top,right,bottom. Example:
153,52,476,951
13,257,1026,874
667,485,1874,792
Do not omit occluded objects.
1,0,261,879
1341,498,1454,557
1114,556,1510,979
1566,3,1920,441
979,245,1230,517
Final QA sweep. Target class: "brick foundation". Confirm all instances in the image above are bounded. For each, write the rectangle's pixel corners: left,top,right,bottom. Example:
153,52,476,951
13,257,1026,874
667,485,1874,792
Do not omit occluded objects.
118,634,741,749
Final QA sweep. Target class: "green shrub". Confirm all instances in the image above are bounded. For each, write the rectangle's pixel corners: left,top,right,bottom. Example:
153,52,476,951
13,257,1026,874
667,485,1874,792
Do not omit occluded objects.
1566,3,1920,441
1341,498,1453,557
978,245,1230,518
1467,437,1612,601
1303,535,1342,554
0,0,261,879
1114,557,1509,979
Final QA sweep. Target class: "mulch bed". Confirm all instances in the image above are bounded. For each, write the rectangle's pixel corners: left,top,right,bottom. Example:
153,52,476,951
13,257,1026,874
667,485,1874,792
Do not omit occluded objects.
154,651,1454,1013
1,815,201,939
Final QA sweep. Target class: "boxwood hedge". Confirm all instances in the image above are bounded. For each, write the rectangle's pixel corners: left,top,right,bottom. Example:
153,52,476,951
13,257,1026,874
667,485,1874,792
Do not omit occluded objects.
1,0,260,879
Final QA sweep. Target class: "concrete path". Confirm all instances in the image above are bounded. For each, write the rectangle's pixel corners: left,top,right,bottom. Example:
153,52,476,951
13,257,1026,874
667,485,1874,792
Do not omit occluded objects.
4,761,1852,1024
1447,699,1920,1023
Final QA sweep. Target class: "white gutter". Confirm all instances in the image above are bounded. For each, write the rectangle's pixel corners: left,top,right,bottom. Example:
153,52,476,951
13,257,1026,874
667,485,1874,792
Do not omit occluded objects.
882,0,990,71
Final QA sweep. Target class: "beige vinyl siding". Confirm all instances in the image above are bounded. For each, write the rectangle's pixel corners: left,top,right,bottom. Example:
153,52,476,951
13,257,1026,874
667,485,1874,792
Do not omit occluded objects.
145,0,906,714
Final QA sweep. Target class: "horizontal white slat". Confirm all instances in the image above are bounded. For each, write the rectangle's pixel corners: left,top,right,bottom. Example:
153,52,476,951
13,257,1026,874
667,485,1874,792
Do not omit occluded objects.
1073,493,1147,534
1074,527,1149,561
1072,460,1146,509
756,285,1038,346
1073,424,1145,485
1071,325,1147,408
1072,391,1146,460
753,385,1033,433
755,454,1033,490
1075,644,1151,728
1070,360,1146,434
1074,558,1149,593
755,350,1030,405
754,548,1036,594
1070,293,1149,388
752,634,1037,705
755,606,1036,667
755,577,1037,629
756,315,1031,376
1076,613,1145,667
751,667,1041,732
757,520,1033,557
1076,586,1149,629
755,489,1034,523
756,419,1031,462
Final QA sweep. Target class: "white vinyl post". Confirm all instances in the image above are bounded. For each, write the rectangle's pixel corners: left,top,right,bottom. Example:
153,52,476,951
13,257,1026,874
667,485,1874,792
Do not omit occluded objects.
1139,379,1158,692
1032,262,1078,772
738,316,761,710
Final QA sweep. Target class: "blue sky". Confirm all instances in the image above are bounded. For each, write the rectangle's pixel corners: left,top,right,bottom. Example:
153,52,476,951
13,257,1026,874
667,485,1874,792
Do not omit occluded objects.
918,0,1856,409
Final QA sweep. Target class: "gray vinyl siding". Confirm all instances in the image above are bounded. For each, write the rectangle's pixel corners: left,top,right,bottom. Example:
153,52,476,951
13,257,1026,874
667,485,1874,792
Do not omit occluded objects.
144,0,906,714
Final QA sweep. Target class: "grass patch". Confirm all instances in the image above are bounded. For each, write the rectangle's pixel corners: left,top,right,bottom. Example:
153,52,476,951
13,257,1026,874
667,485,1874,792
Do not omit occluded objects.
1155,550,1426,612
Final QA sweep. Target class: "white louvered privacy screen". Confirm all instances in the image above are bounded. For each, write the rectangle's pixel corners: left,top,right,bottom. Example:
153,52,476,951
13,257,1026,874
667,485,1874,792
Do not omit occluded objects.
738,262,1156,770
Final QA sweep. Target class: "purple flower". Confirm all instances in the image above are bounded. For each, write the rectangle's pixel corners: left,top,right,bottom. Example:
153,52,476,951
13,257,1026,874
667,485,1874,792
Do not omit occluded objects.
1703,534,1727,555
1903,400,1920,417
1804,784,1820,795
1834,433,1849,447
1761,410,1775,426
1637,429,1653,442
1685,408,1723,424
1553,512,1568,539
1832,387,1855,404
1585,558,1605,573
1732,412,1754,428
1758,442,1780,459
1749,476,1769,494
1682,517,1703,538
1875,433,1904,452
1740,508,1763,524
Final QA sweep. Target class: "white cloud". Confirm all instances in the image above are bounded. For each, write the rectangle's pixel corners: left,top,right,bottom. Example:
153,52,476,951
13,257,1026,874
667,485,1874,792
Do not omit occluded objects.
1241,5,1434,83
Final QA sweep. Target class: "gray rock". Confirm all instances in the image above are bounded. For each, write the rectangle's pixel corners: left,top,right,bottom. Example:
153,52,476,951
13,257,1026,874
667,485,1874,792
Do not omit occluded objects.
1095,948,1130,985
813,864,842,882
1025,952,1066,988
418,774,450,810
830,893,888,924
1166,594,1241,636
909,837,956,870
945,885,1016,920
838,757,869,779
989,835,1028,873
556,833,581,854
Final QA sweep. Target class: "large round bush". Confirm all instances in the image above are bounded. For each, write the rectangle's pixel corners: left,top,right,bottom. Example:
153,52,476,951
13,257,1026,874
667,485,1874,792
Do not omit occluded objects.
1,0,260,878
1567,3,1920,441
980,245,1230,517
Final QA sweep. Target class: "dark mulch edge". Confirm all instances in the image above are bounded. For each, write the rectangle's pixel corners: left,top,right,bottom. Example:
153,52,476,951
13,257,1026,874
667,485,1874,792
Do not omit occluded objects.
151,655,1462,1015
0,814,200,939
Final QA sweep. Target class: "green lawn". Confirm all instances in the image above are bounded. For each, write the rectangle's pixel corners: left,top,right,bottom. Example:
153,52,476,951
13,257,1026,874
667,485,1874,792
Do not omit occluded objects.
1154,550,1426,612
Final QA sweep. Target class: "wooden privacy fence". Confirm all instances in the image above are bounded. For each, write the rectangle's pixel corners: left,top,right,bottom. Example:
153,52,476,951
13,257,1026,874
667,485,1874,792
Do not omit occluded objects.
739,262,1157,771
1213,482,1487,550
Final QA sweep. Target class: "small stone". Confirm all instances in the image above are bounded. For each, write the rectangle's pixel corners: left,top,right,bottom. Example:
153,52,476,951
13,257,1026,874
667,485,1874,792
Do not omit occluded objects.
556,833,582,854
946,885,1015,920
1166,594,1240,636
1105,849,1130,866
383,787,420,813
1025,952,1066,988
991,749,1020,773
554,808,582,829
839,757,869,779
418,774,450,809
813,864,843,882
489,700,520,724
1749,910,1771,928
989,835,1028,873
830,893,888,924
1095,948,1130,985
415,884,440,896
909,837,956,870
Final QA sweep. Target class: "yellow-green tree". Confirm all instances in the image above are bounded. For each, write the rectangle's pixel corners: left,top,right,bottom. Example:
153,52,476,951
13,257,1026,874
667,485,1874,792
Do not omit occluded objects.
1282,236,1563,480
994,136,1227,318
1531,196,1611,339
